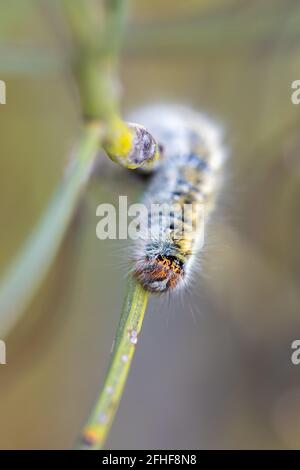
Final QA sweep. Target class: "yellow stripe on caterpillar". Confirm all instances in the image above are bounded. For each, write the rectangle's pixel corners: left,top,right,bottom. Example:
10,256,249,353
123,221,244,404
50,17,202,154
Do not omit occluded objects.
128,105,227,293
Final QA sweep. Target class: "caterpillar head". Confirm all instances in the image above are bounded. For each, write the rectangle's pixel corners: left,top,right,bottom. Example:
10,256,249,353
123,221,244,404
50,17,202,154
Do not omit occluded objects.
133,253,184,293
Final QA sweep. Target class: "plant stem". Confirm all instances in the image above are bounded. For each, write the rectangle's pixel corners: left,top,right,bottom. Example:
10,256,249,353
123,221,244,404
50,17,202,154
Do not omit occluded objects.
0,0,129,336
0,123,103,337
62,0,127,121
77,278,149,450
0,0,151,449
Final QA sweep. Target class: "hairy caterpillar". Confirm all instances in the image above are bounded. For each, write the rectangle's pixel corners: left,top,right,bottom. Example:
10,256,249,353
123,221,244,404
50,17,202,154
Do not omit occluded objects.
128,105,226,293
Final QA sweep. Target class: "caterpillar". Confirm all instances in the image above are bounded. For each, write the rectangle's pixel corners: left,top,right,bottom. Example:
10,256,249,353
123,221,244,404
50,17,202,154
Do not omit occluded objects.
127,105,226,294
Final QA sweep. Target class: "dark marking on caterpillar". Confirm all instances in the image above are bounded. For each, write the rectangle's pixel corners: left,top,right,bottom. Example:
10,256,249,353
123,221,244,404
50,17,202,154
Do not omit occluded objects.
128,105,227,294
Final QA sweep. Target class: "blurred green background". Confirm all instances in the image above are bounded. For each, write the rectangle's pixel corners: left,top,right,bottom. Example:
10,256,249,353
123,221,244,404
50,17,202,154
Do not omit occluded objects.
0,0,300,449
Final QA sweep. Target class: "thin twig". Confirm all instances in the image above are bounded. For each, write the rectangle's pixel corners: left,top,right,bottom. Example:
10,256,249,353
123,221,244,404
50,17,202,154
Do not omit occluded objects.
2,1,300,77
62,0,127,121
0,0,128,336
77,278,149,450
0,0,151,451
0,123,103,337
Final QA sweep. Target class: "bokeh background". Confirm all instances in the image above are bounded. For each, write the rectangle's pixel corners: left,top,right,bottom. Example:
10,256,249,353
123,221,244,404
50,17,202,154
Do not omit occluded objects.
0,0,300,449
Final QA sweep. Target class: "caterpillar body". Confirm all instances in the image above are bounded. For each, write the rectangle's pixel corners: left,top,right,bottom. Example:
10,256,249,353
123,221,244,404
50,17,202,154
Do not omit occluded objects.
128,105,226,294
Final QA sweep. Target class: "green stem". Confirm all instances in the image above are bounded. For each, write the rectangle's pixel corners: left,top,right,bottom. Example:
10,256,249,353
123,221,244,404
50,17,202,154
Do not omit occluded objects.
62,0,127,121
77,278,149,450
0,123,103,337
0,1,129,336
0,0,150,449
